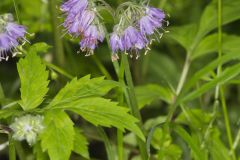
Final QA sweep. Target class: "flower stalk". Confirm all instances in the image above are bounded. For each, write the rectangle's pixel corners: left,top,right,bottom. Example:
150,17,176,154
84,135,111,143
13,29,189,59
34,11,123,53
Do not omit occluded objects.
122,54,148,160
49,0,65,66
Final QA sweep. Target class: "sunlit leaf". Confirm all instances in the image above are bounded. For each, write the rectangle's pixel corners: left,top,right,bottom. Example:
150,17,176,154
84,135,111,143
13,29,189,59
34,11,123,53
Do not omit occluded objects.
48,75,119,108
40,111,74,160
17,52,49,110
73,128,89,159
49,97,145,141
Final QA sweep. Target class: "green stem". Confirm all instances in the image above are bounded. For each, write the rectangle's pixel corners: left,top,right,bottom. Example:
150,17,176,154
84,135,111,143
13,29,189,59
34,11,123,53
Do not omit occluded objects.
12,0,21,24
92,55,112,80
122,55,142,122
105,25,147,158
117,130,123,160
43,61,74,79
216,0,236,159
97,127,114,160
15,142,26,160
220,88,236,160
8,134,16,160
176,54,191,95
166,53,191,122
122,54,148,160
49,0,65,66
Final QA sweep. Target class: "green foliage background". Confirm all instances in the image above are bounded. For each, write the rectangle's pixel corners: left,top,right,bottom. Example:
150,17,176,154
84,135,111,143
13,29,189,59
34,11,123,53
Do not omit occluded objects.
1,0,240,160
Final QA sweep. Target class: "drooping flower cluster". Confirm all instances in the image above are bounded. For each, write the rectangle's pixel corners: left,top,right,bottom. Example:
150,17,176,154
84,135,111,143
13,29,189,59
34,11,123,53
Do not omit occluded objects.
61,0,105,55
10,114,44,145
110,6,166,60
0,13,27,61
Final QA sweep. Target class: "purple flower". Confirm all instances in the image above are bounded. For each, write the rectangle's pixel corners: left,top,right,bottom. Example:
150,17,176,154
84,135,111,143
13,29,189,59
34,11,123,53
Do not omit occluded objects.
110,33,124,53
0,17,27,61
64,10,95,36
80,25,105,53
61,0,106,53
6,22,27,38
147,7,165,21
139,7,165,35
61,0,88,14
123,26,147,51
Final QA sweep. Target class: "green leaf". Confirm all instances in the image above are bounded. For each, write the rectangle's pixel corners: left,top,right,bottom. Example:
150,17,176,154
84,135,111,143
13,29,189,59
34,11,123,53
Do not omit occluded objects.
28,42,51,54
0,108,21,119
158,144,182,160
73,128,89,159
198,0,240,38
169,24,198,51
181,63,240,103
148,51,180,87
176,108,212,130
192,34,240,59
33,142,48,160
182,52,240,94
135,84,173,108
17,52,49,110
49,97,145,141
207,128,231,160
174,126,207,160
40,111,74,160
49,75,118,107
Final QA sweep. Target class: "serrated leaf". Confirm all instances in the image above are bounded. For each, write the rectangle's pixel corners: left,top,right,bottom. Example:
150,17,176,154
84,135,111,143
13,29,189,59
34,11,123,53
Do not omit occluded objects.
17,52,49,110
49,75,119,107
40,111,74,160
135,84,173,108
49,97,145,141
73,128,89,159
193,34,240,59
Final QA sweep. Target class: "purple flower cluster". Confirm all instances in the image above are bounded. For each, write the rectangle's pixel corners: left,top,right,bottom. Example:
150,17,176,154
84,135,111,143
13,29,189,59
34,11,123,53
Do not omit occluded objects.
0,14,27,61
110,7,165,60
61,0,105,55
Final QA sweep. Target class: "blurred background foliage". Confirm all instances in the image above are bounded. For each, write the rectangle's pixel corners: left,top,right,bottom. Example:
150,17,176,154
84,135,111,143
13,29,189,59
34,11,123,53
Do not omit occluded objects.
1,0,240,159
